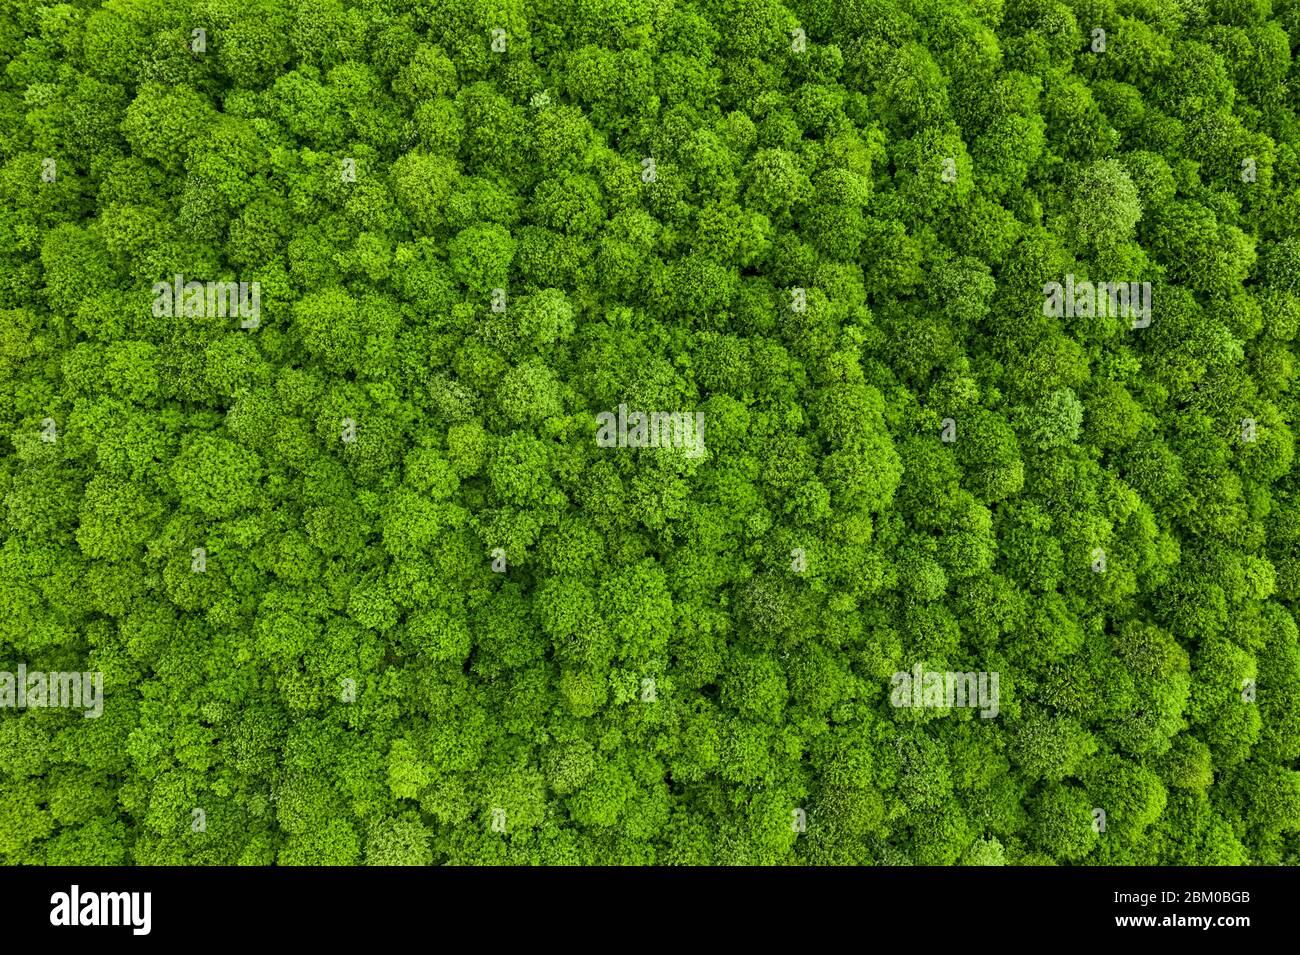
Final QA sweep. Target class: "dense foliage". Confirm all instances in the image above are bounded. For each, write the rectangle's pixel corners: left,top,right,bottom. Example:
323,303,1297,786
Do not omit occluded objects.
2,0,1300,866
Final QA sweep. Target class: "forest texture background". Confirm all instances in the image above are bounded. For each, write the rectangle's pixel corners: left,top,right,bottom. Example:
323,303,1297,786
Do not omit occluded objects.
2,0,1300,866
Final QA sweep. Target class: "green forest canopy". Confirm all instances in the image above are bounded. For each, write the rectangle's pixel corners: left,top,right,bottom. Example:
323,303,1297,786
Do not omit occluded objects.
2,0,1300,865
